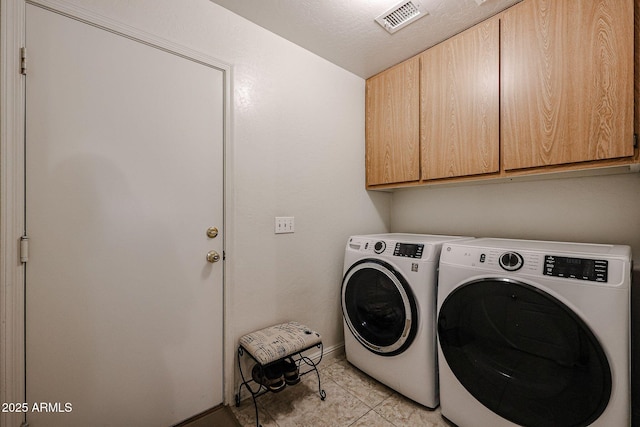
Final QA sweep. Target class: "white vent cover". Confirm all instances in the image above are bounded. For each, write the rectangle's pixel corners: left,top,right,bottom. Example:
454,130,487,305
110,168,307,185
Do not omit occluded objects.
375,1,429,34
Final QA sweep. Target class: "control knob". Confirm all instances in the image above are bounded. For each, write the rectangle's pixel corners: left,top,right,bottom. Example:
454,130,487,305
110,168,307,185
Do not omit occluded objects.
499,252,523,271
374,241,386,254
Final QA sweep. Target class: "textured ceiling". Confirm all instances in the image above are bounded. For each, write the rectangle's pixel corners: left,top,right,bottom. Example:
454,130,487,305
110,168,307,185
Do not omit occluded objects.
209,0,522,78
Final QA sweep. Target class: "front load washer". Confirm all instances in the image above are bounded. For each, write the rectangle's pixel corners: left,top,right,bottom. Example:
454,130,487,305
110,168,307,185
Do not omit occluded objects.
342,233,471,408
437,238,631,427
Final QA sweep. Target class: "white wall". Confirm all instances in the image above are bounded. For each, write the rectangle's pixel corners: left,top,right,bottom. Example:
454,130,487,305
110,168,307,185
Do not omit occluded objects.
390,173,640,263
51,0,391,402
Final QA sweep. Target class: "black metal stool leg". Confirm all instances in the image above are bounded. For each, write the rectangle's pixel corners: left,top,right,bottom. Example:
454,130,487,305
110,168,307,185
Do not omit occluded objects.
251,394,261,427
236,346,263,427
298,344,326,401
314,366,326,400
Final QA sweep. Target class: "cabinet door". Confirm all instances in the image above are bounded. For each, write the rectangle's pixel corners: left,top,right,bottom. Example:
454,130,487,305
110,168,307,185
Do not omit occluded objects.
420,19,499,180
366,58,420,186
501,0,634,171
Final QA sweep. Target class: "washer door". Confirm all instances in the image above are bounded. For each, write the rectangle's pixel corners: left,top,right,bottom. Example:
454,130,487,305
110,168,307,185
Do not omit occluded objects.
342,259,418,356
438,278,612,427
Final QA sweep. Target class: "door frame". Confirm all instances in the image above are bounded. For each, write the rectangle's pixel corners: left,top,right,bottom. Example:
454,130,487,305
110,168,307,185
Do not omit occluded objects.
0,1,234,426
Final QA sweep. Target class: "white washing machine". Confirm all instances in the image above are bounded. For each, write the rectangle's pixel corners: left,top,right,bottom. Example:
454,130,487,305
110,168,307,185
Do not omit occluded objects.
342,233,471,408
437,238,631,427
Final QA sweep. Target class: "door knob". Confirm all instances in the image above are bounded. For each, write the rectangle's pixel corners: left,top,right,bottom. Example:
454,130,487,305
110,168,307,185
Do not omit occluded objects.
206,250,221,263
206,227,219,238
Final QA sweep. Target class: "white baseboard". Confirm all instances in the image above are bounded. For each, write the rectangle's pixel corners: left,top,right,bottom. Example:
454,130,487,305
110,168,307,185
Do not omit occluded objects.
305,342,345,365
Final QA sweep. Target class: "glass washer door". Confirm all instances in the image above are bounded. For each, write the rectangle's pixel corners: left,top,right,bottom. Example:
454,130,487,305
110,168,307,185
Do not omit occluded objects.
437,278,612,427
341,259,418,356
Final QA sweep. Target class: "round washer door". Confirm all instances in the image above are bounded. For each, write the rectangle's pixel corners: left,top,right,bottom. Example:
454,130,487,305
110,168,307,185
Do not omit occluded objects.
341,259,418,356
438,278,612,427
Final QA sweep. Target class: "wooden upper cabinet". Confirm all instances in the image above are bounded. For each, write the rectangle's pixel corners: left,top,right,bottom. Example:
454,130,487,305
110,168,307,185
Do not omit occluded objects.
420,18,500,180
366,57,420,186
636,0,640,138
501,0,635,171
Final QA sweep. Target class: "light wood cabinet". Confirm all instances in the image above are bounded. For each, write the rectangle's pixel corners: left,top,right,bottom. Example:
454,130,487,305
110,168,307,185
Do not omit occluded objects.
501,0,635,170
636,0,640,139
365,57,420,186
420,18,499,180
364,0,637,189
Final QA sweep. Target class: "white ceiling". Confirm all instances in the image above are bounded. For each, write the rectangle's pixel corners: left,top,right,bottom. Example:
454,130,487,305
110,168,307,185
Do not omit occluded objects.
209,0,522,78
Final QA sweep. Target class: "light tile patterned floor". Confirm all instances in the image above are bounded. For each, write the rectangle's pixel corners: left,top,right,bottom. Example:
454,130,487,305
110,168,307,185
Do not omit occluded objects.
231,355,454,427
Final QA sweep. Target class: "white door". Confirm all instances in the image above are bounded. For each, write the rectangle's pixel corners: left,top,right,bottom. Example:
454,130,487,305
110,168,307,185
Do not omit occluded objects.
25,5,224,426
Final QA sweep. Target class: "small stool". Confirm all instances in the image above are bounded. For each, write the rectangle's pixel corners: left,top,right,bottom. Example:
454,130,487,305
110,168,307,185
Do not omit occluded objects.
235,322,326,427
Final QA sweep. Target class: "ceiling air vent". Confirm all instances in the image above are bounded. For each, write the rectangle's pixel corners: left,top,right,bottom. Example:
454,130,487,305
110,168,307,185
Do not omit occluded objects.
375,1,429,34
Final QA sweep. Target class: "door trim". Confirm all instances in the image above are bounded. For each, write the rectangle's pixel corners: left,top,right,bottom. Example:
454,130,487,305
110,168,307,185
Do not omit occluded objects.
0,2,234,425
0,1,26,426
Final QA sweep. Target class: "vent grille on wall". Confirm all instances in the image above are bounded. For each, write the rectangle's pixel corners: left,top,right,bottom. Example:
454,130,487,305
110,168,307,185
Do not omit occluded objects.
375,1,429,34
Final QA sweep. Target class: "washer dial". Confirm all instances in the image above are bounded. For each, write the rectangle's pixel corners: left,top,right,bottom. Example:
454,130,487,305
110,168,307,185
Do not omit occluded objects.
374,241,386,254
499,252,524,271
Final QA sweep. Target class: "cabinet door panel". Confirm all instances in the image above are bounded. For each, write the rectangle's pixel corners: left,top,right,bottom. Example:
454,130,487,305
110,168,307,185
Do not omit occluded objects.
366,58,420,186
501,0,634,170
636,0,640,137
421,19,499,180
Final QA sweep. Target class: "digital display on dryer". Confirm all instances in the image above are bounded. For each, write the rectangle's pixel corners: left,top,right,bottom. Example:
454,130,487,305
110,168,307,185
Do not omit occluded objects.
393,243,424,258
544,256,608,282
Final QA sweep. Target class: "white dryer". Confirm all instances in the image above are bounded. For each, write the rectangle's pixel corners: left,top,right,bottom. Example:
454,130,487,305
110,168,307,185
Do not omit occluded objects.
342,233,471,408
437,238,631,427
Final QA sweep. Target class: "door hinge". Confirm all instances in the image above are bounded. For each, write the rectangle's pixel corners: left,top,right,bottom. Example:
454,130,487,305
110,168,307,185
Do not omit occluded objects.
634,133,638,149
20,235,29,263
20,47,27,75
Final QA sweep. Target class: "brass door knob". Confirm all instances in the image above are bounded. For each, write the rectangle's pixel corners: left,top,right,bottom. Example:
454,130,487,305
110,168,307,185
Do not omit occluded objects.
206,250,221,263
206,227,219,238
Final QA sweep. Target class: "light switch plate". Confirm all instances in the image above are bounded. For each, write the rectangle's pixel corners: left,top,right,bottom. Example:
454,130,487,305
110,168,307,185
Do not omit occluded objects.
275,217,295,234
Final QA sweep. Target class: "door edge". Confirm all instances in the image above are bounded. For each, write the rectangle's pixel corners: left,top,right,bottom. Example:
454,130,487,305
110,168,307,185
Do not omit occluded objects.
0,1,26,426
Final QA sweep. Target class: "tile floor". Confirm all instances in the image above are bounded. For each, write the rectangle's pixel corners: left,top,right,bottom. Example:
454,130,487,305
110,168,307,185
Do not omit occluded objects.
231,354,454,427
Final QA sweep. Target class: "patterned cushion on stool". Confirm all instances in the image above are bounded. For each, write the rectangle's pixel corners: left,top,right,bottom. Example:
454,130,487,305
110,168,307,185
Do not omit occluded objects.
239,321,322,366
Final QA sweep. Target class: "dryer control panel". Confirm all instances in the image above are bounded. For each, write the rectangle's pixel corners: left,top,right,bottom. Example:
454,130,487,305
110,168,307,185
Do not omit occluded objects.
393,243,424,258
544,256,608,282
440,239,629,287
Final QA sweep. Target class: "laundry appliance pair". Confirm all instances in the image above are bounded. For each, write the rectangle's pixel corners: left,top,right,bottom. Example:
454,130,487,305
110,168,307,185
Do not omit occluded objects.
342,234,632,426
